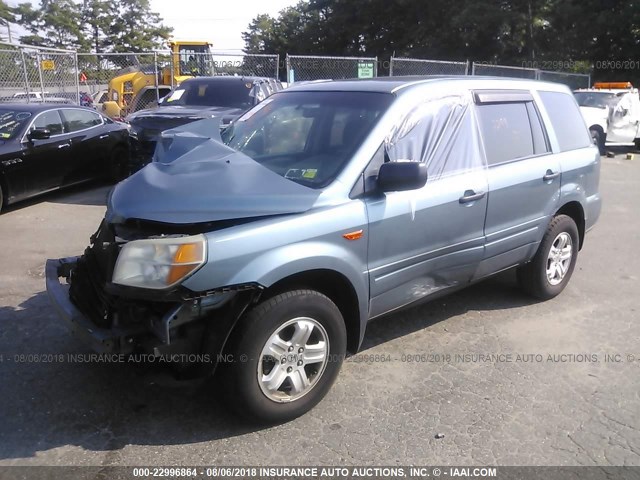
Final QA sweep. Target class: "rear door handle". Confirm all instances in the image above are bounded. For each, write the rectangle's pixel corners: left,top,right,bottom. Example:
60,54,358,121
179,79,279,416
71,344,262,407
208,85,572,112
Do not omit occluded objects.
57,143,71,149
99,134,109,139
543,170,561,181
459,190,486,204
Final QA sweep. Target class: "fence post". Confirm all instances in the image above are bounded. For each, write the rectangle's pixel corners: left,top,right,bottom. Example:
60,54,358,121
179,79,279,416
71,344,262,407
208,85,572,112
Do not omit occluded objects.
18,48,31,102
465,60,470,75
374,56,378,77
74,52,80,103
153,52,160,103
286,54,291,84
275,53,280,80
35,51,45,98
389,56,394,76
471,61,476,76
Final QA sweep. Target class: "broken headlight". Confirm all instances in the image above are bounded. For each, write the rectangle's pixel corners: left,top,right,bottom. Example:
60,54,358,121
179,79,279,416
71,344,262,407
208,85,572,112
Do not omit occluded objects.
112,234,207,289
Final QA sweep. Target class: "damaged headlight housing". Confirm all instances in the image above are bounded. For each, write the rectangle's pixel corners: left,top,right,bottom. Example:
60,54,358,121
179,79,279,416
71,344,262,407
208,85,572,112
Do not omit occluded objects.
112,235,207,289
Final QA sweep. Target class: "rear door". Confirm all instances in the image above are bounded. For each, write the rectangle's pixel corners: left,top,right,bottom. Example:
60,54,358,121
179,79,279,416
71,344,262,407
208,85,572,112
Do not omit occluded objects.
473,91,559,279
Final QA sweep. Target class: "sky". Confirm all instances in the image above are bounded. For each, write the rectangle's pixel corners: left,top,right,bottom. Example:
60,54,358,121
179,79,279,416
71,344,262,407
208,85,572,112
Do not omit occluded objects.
4,0,298,51
152,0,298,52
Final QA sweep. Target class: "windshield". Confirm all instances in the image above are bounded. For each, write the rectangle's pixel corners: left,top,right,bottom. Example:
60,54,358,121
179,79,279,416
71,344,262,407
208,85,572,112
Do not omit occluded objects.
0,109,32,139
178,45,212,76
574,91,622,109
221,91,394,188
162,80,256,109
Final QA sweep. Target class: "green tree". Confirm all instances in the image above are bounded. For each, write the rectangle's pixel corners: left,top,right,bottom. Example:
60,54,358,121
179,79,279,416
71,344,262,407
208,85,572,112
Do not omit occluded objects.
15,0,85,49
82,0,113,53
107,0,172,53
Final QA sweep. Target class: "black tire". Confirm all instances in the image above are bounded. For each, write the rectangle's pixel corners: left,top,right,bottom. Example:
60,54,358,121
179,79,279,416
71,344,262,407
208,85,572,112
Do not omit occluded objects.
0,182,4,212
635,138,640,152
517,215,580,300
590,128,606,155
220,290,346,424
107,146,129,182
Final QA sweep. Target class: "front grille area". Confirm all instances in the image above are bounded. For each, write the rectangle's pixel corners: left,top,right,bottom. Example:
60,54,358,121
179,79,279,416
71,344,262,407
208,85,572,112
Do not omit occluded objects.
69,222,119,328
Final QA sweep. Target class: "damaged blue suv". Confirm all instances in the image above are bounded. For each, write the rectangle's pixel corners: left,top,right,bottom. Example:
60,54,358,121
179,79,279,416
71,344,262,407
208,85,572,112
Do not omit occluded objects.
46,77,601,423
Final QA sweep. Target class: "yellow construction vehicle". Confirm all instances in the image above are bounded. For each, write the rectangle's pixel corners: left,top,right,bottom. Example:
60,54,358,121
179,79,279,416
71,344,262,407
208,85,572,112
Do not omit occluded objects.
102,41,212,119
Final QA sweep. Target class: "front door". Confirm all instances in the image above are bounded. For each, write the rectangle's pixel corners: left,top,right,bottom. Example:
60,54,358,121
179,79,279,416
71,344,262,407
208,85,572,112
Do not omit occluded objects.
366,167,488,318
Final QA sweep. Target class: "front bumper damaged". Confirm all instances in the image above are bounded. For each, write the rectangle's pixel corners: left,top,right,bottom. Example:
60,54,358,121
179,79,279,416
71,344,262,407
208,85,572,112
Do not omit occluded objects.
46,255,263,375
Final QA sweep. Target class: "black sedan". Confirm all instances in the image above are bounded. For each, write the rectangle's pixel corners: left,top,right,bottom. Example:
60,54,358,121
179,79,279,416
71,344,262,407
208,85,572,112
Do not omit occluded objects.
0,103,129,211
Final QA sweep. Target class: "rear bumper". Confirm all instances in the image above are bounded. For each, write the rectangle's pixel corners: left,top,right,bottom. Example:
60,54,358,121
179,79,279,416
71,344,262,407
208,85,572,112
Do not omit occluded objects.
46,257,122,353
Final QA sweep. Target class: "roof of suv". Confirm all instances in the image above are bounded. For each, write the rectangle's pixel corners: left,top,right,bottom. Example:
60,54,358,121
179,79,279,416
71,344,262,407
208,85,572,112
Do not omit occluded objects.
285,75,567,95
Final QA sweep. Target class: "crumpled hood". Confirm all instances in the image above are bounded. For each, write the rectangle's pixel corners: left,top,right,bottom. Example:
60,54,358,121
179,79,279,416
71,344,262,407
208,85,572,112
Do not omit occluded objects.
106,119,321,225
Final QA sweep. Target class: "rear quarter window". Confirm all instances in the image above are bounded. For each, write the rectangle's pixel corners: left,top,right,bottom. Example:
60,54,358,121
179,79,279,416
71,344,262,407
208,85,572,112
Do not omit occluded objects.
538,91,592,152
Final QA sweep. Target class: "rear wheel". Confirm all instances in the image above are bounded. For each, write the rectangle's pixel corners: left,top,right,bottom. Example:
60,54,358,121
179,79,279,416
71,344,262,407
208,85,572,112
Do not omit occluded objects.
517,215,579,300
0,182,4,212
220,290,346,424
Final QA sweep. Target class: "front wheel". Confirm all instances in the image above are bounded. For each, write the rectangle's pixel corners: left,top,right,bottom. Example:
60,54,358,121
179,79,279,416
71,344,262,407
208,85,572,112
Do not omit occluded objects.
220,290,346,424
517,215,579,300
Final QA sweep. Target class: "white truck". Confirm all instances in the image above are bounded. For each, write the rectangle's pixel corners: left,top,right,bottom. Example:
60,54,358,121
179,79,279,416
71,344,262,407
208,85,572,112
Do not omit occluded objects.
574,82,640,154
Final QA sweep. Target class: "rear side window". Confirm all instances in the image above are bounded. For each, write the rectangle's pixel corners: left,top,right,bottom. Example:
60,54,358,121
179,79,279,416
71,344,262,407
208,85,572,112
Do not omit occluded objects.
61,109,102,132
477,103,534,165
538,91,592,151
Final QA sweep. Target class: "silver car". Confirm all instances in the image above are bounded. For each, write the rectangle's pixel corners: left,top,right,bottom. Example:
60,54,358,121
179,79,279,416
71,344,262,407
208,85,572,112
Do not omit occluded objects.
47,76,601,423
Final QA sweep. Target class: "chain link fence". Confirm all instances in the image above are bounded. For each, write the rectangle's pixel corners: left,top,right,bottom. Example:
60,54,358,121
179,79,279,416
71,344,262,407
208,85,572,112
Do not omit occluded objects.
537,70,591,89
472,62,539,79
286,54,377,83
0,42,79,103
390,57,469,76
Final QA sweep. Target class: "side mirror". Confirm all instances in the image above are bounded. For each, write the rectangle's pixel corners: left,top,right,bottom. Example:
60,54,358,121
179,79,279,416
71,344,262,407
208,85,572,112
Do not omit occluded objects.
28,128,51,141
377,161,428,192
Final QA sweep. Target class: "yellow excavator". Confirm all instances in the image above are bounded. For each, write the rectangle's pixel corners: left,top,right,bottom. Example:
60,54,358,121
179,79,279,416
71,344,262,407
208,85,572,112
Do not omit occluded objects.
102,41,212,119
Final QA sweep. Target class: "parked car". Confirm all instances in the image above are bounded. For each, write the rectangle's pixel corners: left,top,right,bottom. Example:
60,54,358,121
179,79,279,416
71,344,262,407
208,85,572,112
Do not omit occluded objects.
126,76,281,168
574,82,640,154
47,77,601,423
0,103,129,211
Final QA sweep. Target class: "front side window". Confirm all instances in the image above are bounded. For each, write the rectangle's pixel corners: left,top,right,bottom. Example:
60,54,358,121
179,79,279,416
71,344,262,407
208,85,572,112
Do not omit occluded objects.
61,109,102,133
477,102,535,165
221,91,393,188
32,110,64,135
385,93,484,180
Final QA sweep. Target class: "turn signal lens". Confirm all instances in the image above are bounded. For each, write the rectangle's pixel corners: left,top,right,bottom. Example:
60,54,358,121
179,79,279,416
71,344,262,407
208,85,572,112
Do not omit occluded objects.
167,242,205,285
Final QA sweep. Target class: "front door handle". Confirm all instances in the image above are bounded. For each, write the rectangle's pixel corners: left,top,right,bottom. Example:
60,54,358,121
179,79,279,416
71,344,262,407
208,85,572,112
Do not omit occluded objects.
57,143,71,149
99,134,109,139
459,190,486,204
543,170,561,181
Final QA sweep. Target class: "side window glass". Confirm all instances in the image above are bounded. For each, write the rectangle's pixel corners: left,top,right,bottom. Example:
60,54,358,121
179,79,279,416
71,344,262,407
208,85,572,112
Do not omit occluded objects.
538,91,592,151
32,110,64,135
61,109,102,133
526,102,549,155
477,102,534,165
